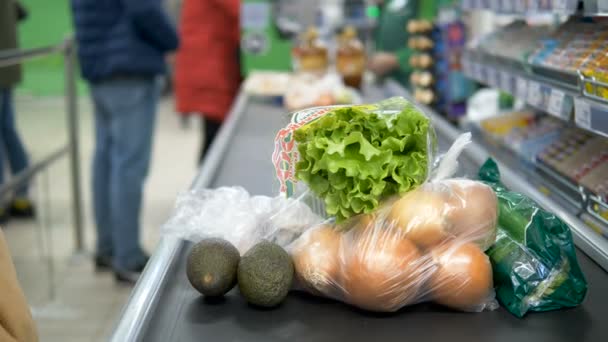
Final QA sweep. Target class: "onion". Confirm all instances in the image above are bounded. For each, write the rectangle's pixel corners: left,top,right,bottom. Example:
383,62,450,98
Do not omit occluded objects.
291,224,342,295
341,226,426,311
388,186,450,249
429,242,493,311
444,180,498,251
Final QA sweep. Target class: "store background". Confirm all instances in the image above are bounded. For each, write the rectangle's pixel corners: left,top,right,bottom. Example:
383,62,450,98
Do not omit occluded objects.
3,0,198,341
2,0,608,341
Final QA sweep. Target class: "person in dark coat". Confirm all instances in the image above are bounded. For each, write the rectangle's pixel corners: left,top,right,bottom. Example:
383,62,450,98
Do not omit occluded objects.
0,0,35,224
71,0,178,283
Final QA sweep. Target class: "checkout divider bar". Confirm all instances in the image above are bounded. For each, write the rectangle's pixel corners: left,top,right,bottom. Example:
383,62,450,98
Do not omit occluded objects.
110,90,250,342
384,80,608,272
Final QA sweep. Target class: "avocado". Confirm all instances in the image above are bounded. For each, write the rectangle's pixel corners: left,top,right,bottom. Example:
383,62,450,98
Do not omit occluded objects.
237,241,294,308
186,238,240,297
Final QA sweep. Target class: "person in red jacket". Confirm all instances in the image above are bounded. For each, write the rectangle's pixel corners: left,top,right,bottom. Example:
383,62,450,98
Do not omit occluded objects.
175,0,241,162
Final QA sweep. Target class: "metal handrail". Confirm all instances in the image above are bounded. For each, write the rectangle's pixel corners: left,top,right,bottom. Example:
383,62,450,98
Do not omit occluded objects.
0,37,84,252
0,41,68,67
0,147,67,197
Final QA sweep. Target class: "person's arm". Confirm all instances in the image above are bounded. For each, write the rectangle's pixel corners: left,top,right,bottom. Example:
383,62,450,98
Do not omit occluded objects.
122,0,179,52
0,230,38,342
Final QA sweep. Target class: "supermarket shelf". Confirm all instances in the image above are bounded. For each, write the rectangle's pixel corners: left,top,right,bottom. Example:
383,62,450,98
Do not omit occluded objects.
462,49,608,138
473,124,608,231
460,0,608,16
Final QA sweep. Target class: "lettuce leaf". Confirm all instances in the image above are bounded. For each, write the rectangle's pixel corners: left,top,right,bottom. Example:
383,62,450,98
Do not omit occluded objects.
294,103,431,221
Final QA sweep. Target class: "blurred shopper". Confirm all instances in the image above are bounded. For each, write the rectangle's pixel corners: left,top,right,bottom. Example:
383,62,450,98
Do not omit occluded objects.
71,0,178,283
368,0,418,86
0,229,38,342
175,0,241,163
0,0,36,224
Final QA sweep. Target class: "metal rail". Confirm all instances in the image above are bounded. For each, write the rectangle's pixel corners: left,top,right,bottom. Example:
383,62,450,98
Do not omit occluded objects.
0,147,67,196
0,38,84,252
0,42,67,68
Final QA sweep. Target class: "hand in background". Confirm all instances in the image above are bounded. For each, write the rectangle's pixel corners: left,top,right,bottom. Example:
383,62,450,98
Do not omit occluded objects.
368,52,399,77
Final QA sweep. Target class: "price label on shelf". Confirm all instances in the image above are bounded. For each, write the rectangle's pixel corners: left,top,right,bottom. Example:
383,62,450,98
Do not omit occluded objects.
487,68,498,87
477,64,485,81
461,58,469,75
528,0,539,11
481,65,490,84
469,62,477,79
547,90,566,118
499,71,512,92
527,81,543,107
553,0,569,11
474,63,483,81
516,77,528,100
574,98,592,130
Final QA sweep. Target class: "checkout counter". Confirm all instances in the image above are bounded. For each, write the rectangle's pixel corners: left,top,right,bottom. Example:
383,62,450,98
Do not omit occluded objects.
110,80,608,341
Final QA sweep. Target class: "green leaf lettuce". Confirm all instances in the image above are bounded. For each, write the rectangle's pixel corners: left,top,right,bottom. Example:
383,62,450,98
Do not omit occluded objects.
294,101,432,221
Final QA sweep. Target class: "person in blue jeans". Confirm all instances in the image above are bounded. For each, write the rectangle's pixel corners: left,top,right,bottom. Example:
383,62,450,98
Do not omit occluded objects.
0,91,35,223
0,0,35,224
71,0,178,283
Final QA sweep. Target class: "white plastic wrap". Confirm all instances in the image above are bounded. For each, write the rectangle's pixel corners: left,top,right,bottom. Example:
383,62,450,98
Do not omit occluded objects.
161,187,324,254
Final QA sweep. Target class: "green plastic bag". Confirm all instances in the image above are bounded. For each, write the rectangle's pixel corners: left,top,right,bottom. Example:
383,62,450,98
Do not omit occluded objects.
478,159,587,318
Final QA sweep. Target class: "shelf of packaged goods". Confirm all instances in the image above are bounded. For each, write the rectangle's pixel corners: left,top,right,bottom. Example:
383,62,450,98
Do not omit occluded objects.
469,113,608,237
462,50,608,138
469,119,608,249
461,0,578,15
459,0,608,16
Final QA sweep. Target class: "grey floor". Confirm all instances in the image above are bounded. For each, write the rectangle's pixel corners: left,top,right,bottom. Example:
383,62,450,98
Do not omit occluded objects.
2,93,199,341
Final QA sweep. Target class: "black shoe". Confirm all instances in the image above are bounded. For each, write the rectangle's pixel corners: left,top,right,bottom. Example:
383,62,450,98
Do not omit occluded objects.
8,198,36,218
114,255,150,285
94,254,113,271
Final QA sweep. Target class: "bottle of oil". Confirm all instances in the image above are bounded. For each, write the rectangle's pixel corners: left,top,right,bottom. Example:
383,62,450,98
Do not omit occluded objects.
293,27,328,75
336,26,366,89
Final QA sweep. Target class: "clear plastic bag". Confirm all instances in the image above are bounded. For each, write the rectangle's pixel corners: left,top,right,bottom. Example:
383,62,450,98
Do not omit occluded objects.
289,178,499,313
273,97,437,221
275,99,498,313
161,186,324,254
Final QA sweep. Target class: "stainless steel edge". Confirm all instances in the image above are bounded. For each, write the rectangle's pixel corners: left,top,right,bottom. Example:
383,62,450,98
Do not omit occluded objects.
385,80,608,272
110,89,250,342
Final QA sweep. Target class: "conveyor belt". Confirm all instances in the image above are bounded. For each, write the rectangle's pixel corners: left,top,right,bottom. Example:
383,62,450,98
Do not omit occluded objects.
113,83,608,342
